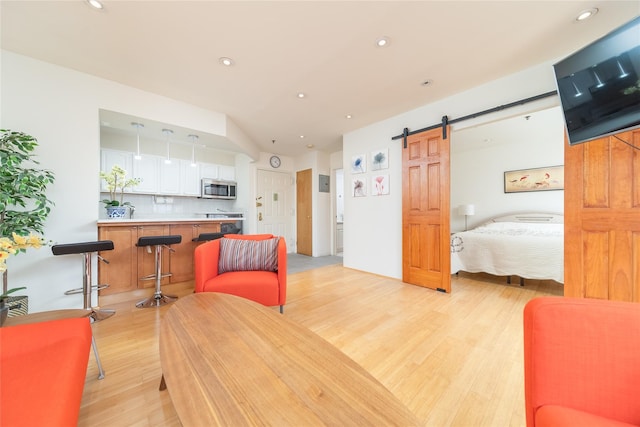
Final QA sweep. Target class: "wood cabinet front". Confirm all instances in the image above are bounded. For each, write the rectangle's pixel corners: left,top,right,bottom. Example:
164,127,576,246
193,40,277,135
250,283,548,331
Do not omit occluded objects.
98,225,138,295
98,221,223,296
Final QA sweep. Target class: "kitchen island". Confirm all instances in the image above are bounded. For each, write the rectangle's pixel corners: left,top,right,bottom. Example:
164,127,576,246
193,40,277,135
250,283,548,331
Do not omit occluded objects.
97,217,243,296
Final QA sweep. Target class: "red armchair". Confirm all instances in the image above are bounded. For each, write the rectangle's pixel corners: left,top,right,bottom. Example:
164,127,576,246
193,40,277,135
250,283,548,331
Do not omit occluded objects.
1,317,92,426
523,297,640,427
194,234,287,313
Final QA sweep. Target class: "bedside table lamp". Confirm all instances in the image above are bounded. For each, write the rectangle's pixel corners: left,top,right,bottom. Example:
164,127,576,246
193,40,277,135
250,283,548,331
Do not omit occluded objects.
458,204,475,231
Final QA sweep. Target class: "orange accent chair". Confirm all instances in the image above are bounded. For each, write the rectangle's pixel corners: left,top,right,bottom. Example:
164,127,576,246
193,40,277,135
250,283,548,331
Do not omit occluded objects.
523,297,640,427
1,317,92,426
194,234,287,313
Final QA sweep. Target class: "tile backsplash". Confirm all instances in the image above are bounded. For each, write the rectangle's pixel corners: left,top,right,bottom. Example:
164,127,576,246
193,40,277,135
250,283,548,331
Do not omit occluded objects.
99,193,242,219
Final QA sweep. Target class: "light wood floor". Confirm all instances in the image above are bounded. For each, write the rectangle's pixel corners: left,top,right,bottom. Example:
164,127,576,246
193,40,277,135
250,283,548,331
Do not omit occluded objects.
79,267,562,426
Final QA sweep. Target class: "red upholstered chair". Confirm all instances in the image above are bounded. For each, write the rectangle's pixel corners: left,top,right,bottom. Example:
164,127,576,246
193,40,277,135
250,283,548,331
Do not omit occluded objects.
194,234,287,313
1,317,92,426
523,297,640,427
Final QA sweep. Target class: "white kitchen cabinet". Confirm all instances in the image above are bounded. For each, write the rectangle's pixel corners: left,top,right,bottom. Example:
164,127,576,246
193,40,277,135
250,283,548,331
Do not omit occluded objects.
132,155,159,193
159,160,181,194
101,149,132,192
218,165,235,181
101,150,231,198
181,161,200,196
199,163,218,180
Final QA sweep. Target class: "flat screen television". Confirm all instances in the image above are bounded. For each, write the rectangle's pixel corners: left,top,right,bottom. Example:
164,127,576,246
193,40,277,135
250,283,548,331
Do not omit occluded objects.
553,16,640,145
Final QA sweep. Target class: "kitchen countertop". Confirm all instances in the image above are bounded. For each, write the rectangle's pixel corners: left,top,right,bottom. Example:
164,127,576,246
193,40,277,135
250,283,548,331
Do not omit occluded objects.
97,217,245,225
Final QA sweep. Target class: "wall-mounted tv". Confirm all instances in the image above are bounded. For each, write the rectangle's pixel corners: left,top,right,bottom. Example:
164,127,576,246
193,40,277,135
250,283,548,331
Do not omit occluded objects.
553,16,640,145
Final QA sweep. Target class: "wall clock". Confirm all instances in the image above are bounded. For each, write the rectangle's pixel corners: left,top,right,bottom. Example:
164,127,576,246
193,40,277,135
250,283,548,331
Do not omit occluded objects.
270,155,281,168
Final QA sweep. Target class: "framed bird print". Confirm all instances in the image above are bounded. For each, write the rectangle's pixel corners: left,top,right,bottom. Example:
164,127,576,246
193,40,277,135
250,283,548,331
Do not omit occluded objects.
504,165,564,193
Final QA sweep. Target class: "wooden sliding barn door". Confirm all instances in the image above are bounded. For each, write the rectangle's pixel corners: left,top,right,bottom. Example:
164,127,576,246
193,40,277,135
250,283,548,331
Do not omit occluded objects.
565,129,640,301
402,126,451,292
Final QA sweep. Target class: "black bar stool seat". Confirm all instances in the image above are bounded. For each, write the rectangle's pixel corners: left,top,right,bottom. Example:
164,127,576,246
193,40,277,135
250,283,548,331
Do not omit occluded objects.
51,240,114,256
191,232,224,242
137,235,182,247
136,235,182,308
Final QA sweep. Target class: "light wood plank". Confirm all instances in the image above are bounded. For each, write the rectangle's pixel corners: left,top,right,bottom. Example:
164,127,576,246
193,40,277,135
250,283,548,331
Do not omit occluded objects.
79,267,562,427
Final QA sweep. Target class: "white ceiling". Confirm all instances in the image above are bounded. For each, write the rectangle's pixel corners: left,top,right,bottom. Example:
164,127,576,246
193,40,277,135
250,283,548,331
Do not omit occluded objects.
1,1,638,156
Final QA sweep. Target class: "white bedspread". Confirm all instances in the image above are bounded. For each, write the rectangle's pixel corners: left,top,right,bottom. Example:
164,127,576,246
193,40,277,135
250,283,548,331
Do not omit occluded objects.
451,221,564,283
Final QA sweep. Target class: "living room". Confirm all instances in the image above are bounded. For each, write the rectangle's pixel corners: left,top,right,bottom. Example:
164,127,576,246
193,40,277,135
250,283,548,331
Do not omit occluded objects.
2,2,639,426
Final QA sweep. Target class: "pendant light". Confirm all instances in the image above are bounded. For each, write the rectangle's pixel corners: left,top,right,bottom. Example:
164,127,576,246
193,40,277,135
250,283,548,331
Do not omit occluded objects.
131,122,144,160
162,128,173,164
188,134,198,167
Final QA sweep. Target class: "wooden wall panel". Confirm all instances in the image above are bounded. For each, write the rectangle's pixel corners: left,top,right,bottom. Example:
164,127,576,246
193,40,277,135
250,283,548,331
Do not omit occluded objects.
427,163,440,211
565,129,640,302
582,139,609,208
408,166,422,211
633,131,640,207
583,231,609,299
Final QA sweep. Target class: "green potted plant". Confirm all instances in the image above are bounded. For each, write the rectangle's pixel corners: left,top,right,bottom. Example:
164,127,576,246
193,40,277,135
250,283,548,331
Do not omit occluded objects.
100,165,141,218
0,129,54,321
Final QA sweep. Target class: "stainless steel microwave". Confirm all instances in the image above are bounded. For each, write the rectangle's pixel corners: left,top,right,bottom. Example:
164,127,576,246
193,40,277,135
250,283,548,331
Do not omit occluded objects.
200,179,237,200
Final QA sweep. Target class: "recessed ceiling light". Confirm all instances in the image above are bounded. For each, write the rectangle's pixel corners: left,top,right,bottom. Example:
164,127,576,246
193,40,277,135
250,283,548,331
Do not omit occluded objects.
345,114,352,119
375,36,390,47
219,57,234,66
576,8,598,21
297,92,306,99
306,144,314,149
87,0,104,9
300,135,305,139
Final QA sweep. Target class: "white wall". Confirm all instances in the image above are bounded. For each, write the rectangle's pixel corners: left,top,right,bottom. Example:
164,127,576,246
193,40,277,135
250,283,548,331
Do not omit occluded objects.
343,61,560,279
0,50,261,312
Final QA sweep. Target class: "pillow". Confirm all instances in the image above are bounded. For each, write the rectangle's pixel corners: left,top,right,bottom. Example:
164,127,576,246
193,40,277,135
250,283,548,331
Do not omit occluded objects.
223,233,274,241
218,237,279,274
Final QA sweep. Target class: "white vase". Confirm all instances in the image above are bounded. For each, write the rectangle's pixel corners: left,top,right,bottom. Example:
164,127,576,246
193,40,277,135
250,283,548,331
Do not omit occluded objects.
106,206,127,219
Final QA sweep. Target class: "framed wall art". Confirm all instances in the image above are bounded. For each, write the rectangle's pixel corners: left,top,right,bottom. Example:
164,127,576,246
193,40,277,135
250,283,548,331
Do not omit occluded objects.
352,177,366,197
371,148,389,170
351,154,366,174
372,174,389,196
504,165,564,193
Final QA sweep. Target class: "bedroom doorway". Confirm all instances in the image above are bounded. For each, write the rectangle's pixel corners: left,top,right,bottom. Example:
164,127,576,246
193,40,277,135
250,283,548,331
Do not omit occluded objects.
402,126,451,292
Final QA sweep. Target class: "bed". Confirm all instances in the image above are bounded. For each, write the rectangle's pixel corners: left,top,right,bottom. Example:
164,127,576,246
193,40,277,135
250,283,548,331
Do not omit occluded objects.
450,212,564,284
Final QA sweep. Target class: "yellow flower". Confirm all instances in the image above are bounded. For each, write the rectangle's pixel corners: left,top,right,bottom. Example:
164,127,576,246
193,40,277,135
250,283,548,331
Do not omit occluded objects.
0,237,16,254
12,232,27,245
27,235,43,248
0,233,45,273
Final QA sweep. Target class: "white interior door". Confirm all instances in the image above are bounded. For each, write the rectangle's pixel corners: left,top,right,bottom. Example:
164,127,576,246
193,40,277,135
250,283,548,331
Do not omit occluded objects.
256,169,293,247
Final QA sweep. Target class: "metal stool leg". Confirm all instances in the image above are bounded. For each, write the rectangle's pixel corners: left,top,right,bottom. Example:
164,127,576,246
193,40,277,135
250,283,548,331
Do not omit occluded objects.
91,334,105,380
82,252,115,321
136,245,177,308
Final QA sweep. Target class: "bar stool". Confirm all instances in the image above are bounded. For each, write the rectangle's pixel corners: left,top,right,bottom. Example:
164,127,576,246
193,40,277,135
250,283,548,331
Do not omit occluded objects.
136,235,182,308
51,240,116,321
51,240,115,379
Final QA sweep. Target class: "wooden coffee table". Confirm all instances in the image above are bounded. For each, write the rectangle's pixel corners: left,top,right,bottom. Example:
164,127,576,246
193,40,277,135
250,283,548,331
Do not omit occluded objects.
159,293,419,426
